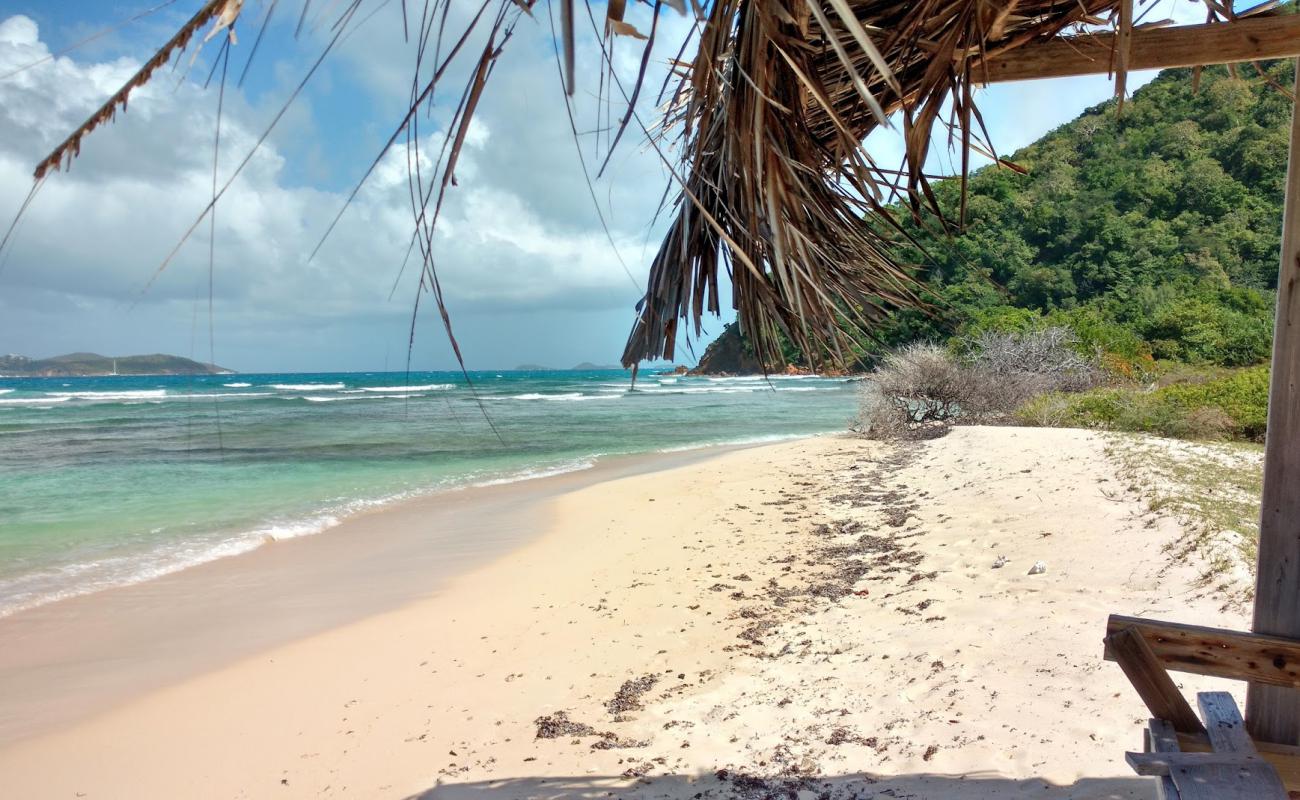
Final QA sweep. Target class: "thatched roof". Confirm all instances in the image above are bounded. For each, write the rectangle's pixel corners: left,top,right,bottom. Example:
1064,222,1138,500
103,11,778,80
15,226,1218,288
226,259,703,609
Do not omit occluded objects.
15,0,1289,371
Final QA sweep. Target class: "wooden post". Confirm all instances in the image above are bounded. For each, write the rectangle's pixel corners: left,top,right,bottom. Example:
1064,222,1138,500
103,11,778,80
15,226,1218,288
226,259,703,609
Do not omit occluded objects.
1248,61,1300,745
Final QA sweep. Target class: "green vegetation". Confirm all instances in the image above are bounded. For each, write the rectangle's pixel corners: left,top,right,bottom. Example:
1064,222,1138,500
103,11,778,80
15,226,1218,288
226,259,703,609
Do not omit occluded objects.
1017,366,1270,441
869,60,1289,374
702,59,1292,443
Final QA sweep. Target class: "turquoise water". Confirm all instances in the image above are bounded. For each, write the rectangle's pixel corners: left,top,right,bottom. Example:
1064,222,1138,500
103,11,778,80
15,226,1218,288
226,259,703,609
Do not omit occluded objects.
0,369,859,616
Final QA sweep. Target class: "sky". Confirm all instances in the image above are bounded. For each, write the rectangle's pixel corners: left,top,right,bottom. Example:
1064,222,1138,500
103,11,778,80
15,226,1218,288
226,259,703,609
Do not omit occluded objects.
0,0,1210,373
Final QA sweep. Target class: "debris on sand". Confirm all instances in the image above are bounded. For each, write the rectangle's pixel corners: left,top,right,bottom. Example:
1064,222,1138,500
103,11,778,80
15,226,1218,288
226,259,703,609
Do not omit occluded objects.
606,674,659,716
589,732,650,750
534,711,598,739
1028,561,1047,575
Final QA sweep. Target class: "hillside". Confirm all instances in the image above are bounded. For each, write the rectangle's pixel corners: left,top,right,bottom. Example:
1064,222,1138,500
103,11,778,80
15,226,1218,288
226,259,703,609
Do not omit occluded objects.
704,60,1290,373
875,60,1287,367
0,353,229,377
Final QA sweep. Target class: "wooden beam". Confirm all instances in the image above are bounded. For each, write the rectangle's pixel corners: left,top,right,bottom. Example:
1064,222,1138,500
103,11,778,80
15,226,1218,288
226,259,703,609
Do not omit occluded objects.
1248,60,1300,746
1105,615,1300,689
1127,751,1270,775
977,16,1300,84
1107,626,1206,733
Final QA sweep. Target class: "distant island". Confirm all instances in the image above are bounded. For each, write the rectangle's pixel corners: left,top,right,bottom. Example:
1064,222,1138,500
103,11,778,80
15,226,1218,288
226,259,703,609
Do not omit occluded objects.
512,362,629,371
0,353,231,377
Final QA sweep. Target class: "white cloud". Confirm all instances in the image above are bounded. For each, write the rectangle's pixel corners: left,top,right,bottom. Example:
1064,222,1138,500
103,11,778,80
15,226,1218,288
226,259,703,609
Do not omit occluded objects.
0,9,668,371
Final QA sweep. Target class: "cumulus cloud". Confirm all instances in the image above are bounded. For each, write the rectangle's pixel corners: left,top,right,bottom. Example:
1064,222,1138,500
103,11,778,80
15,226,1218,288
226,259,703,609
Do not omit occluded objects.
2,11,662,304
0,7,688,368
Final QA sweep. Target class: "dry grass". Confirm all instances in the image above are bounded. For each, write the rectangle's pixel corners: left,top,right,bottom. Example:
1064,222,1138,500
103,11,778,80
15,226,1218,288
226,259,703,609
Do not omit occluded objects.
1104,433,1262,610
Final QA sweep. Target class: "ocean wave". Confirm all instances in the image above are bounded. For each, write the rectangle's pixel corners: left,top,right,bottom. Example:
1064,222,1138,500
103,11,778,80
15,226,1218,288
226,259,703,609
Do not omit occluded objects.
301,393,419,402
0,397,72,406
633,386,757,395
0,389,13,395
223,382,252,388
360,384,453,392
499,392,579,401
653,431,821,453
470,458,596,487
491,392,621,402
48,389,167,401
168,391,272,400
268,383,346,391
252,516,342,541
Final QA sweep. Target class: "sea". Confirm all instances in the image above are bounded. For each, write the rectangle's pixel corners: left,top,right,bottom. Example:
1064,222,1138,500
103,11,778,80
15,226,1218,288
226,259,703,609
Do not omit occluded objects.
0,369,860,617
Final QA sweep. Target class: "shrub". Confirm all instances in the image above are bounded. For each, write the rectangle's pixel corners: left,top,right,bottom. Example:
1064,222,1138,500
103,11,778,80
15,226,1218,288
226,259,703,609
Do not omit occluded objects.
961,326,1102,393
855,344,975,438
1155,366,1270,439
956,306,1041,338
856,331,1102,439
1014,365,1270,441
1140,297,1272,366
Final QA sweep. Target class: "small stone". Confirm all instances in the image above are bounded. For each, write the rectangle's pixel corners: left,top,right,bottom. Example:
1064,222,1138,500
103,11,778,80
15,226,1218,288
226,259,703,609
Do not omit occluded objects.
992,555,1008,569
1028,561,1047,575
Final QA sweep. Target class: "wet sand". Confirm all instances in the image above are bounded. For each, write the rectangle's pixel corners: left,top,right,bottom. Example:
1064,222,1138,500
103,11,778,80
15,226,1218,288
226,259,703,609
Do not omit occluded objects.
0,428,1251,799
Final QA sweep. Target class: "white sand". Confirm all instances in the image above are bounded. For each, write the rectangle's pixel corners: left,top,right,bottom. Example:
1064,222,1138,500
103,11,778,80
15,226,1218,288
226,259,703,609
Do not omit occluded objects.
0,427,1249,798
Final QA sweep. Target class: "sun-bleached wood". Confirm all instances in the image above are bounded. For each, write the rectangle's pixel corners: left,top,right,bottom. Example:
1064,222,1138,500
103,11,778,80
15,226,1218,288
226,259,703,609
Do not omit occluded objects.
1248,62,1300,746
977,16,1300,83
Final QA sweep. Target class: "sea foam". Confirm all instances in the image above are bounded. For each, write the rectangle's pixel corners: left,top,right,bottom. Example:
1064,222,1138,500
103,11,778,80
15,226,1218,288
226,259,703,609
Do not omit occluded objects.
48,389,167,401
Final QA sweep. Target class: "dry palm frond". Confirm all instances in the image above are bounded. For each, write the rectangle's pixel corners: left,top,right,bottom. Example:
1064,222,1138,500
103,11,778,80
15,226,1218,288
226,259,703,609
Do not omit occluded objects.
620,0,1129,370
33,0,243,180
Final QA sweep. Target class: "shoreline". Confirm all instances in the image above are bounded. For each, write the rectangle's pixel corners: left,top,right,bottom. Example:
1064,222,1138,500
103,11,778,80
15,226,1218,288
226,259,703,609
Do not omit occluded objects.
0,427,1252,799
0,435,823,746
0,430,824,621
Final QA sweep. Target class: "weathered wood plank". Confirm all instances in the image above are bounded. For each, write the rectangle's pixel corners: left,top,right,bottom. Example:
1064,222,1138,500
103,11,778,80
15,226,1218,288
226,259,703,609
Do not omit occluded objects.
1176,732,1300,792
1107,626,1206,733
1170,764,1287,800
1127,751,1267,775
1247,61,1300,747
1199,692,1256,753
1105,615,1300,688
977,15,1300,84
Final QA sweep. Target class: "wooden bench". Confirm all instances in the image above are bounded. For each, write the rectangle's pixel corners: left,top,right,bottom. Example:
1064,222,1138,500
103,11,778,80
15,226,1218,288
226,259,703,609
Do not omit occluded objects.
1105,615,1296,798
1129,695,1285,799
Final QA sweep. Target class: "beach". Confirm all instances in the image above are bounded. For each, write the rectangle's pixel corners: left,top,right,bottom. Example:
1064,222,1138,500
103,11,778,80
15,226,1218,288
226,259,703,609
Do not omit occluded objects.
0,426,1251,799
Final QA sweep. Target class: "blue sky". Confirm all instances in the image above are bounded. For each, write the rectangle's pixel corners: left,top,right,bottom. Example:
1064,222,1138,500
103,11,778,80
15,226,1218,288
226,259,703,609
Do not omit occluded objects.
0,0,1209,372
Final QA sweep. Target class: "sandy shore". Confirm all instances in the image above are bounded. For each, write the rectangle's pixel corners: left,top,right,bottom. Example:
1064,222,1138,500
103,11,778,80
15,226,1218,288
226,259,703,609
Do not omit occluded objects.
0,427,1250,798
